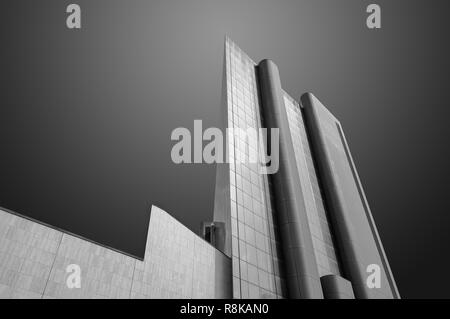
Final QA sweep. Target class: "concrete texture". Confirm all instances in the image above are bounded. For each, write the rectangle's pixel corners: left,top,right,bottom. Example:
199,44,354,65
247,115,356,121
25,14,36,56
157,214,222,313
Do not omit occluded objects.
0,206,231,299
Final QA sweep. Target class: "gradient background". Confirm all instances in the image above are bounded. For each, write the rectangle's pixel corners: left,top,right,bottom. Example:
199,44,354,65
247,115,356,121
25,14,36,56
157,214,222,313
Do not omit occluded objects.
1,0,449,298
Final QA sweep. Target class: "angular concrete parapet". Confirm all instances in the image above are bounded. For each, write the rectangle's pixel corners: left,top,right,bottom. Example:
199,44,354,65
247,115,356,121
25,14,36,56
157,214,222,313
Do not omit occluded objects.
0,206,231,299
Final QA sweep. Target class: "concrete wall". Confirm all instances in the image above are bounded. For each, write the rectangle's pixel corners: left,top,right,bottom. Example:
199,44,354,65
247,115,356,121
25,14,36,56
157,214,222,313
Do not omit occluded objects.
0,205,231,299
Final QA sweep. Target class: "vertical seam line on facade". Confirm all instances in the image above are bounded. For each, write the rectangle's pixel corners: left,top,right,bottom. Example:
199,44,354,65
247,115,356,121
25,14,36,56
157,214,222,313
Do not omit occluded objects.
228,39,242,299
128,259,137,299
41,232,63,299
190,237,196,298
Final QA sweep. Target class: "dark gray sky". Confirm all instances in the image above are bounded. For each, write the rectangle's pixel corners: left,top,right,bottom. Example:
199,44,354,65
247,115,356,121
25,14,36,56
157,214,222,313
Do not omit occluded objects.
1,1,449,298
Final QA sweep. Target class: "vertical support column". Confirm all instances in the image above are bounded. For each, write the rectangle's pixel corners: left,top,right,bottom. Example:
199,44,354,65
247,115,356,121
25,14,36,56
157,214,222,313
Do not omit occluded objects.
301,92,400,299
257,60,323,299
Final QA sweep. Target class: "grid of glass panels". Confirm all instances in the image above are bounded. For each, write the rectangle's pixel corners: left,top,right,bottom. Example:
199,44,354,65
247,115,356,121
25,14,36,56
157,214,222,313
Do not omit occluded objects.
284,93,341,277
225,38,286,299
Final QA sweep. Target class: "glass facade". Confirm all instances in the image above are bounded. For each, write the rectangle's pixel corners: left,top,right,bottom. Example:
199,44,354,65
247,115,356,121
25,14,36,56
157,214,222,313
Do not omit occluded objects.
225,37,286,299
284,93,340,277
222,38,345,298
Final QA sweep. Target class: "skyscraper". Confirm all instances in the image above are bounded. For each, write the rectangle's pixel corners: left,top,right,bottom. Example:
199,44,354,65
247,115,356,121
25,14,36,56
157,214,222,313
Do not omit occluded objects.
212,37,399,299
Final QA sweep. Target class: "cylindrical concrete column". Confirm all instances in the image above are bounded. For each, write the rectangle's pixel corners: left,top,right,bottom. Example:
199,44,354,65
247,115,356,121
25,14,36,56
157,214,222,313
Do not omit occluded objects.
301,92,400,299
257,60,323,299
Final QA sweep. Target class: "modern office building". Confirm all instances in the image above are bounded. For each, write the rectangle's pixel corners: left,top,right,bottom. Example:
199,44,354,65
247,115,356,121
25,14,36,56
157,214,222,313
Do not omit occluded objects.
0,37,399,299
212,37,399,299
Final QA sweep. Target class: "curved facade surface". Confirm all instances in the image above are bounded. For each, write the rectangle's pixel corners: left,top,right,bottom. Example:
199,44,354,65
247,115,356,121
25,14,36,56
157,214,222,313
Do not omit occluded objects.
301,93,400,299
284,93,341,277
257,59,323,299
